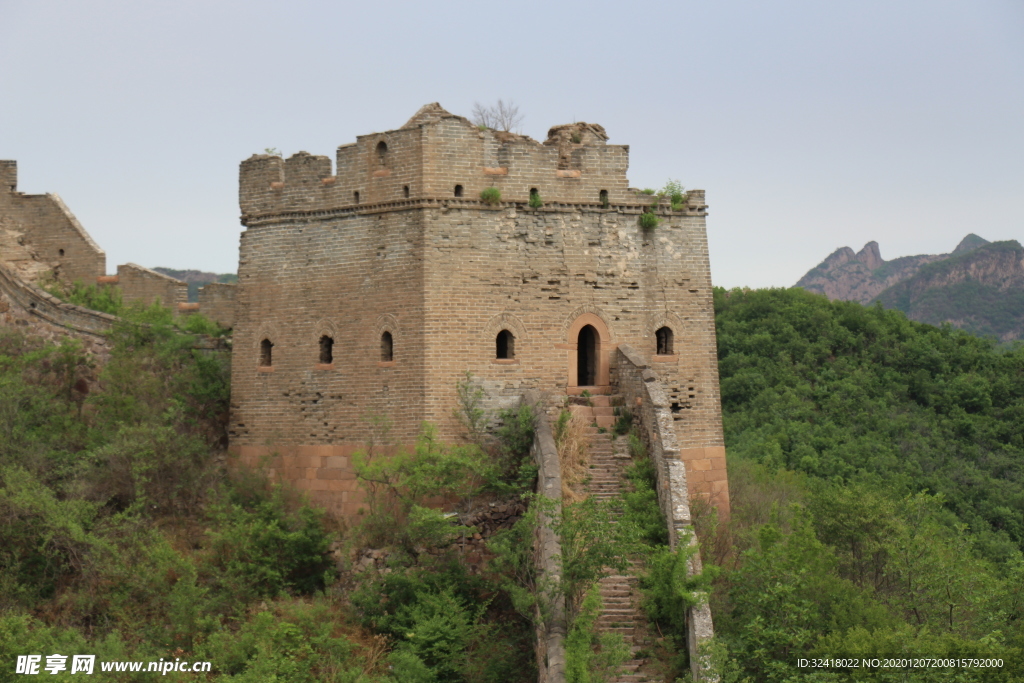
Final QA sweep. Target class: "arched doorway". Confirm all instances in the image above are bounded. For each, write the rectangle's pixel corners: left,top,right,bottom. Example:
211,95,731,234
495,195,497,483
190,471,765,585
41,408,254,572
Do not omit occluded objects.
566,312,611,389
577,325,598,386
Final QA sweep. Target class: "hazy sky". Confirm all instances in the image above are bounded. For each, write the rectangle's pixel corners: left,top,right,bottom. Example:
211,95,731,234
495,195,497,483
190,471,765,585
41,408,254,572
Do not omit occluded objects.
2,0,1021,288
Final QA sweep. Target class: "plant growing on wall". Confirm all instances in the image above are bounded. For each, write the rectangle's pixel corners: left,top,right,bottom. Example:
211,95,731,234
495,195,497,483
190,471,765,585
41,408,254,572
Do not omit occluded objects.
480,187,502,205
529,191,543,209
662,179,688,211
639,211,660,231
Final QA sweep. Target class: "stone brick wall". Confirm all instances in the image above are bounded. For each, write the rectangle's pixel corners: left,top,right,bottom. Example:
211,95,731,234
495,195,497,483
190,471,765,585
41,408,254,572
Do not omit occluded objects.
0,260,113,361
0,161,106,284
616,344,717,680
116,263,188,310
523,390,566,683
197,282,236,328
230,105,727,519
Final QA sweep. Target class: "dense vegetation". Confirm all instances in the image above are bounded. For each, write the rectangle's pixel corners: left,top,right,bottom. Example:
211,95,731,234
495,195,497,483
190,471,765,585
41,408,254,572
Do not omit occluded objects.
707,287,1024,681
0,315,550,681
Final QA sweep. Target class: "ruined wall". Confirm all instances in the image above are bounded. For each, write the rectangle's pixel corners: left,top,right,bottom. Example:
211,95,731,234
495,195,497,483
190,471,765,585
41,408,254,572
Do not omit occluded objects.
239,105,632,222
0,161,106,284
197,282,237,328
0,260,113,361
116,263,188,310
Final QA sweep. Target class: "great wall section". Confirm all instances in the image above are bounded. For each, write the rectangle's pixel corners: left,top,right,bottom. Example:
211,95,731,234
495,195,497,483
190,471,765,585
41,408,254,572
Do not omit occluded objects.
1,103,729,681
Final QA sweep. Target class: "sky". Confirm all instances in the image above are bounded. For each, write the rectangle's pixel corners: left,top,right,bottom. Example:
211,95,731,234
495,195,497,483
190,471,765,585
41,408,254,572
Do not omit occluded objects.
1,0,1021,288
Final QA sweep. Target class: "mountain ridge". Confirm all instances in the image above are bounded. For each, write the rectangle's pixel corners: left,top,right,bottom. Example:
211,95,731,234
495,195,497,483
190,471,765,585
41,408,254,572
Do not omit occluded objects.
795,234,1024,340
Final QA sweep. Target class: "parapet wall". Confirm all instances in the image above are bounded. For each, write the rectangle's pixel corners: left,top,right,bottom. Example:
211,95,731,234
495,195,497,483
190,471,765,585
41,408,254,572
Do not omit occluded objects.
197,282,236,328
616,344,716,680
523,390,567,683
0,260,113,361
0,161,106,284
116,263,188,309
239,103,633,220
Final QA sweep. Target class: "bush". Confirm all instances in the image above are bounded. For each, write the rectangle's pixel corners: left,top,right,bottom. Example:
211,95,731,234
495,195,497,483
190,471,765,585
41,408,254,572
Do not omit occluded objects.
639,211,659,230
565,584,631,683
202,488,334,605
495,403,537,492
528,191,543,209
612,407,632,435
480,187,502,205
42,279,124,315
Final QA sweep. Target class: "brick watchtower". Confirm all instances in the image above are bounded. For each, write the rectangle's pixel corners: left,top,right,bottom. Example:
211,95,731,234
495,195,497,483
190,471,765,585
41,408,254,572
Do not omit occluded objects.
230,103,728,518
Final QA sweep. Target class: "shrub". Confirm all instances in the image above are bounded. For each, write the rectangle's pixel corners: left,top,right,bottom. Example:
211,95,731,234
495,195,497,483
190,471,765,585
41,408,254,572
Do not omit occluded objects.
639,211,660,230
480,187,502,205
528,191,543,209
42,279,123,315
565,584,631,683
612,407,632,435
202,489,334,605
495,403,538,492
662,179,687,210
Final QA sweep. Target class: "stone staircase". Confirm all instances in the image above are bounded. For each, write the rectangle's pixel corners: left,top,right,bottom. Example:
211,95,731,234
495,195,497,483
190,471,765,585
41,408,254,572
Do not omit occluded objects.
568,392,658,683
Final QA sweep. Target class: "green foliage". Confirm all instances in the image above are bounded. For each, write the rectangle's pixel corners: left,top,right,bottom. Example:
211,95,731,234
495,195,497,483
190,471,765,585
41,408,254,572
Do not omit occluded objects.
554,496,639,619
612,406,632,435
565,585,631,683
662,179,687,210
353,422,496,550
198,604,366,682
42,278,124,315
494,402,538,492
480,187,502,205
622,457,668,547
528,191,543,208
627,432,646,460
712,288,1024,678
352,563,535,683
638,211,659,230
639,540,712,674
203,488,335,604
640,188,656,195
487,499,544,621
454,371,488,443
715,286,1024,561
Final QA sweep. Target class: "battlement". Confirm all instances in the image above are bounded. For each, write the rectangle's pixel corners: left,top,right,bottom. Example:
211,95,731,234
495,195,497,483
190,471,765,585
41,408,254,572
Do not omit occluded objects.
0,160,16,194
239,103,636,220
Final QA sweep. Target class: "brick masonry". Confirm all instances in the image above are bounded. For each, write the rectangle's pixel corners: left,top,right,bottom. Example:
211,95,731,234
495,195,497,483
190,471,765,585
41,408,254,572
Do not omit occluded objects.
0,160,106,285
230,103,729,520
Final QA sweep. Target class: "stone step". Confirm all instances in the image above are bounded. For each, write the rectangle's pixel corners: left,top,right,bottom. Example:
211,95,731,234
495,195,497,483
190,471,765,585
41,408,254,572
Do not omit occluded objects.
566,385,612,395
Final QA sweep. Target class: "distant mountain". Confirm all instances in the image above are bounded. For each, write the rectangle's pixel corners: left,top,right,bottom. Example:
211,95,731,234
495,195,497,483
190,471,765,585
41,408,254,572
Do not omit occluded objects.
152,268,237,302
875,241,1024,342
796,235,1024,341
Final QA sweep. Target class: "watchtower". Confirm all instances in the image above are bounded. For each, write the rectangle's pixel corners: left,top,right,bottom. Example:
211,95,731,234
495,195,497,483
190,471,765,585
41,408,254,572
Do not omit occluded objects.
230,104,728,518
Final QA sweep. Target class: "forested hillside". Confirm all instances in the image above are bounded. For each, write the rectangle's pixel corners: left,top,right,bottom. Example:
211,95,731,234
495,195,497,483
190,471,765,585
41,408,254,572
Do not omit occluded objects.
709,287,1024,681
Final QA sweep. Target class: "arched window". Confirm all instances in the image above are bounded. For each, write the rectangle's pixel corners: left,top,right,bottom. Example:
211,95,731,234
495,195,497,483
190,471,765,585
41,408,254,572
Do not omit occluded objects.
496,330,515,359
319,335,334,364
376,141,388,166
656,327,674,355
354,190,360,204
454,184,464,198
381,331,393,362
58,248,65,257
599,189,609,207
403,185,410,198
259,339,273,367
